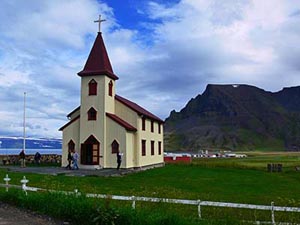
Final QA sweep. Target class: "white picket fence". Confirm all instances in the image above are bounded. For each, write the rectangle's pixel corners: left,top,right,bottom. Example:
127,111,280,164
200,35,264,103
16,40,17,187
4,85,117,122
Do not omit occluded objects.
1,175,300,225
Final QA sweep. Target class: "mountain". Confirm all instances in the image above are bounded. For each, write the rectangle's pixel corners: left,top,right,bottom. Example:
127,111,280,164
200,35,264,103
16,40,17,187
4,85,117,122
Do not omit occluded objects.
164,84,300,151
0,137,62,149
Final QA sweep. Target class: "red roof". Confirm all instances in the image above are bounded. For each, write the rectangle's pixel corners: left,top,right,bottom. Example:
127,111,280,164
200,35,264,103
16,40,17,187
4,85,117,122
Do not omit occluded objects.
59,115,80,131
78,32,119,80
115,95,163,123
106,113,137,131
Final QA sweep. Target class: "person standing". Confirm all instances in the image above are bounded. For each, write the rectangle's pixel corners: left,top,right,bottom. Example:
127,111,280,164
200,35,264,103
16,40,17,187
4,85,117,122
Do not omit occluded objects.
117,152,122,170
19,150,26,168
72,150,79,170
66,150,72,170
34,152,41,165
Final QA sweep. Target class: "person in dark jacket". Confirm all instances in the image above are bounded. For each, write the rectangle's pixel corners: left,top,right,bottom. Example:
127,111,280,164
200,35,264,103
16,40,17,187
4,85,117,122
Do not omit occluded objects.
66,150,72,170
19,150,26,168
117,152,122,170
34,152,41,165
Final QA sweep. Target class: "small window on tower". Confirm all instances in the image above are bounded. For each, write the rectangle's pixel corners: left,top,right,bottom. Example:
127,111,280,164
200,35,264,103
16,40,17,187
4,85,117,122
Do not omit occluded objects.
88,107,97,120
89,79,97,95
109,80,113,97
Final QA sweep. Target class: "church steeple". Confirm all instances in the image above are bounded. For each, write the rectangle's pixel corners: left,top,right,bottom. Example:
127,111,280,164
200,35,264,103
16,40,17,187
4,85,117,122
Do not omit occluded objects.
77,32,119,80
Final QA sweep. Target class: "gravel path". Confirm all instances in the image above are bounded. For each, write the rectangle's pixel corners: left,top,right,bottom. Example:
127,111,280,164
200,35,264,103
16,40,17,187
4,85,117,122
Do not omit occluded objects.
0,202,65,225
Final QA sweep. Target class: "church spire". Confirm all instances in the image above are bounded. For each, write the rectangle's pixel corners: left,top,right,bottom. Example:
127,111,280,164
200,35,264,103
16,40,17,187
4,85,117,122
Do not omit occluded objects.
78,16,118,80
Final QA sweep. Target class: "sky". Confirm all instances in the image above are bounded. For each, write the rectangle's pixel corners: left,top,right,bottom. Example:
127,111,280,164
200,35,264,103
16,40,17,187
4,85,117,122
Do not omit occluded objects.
0,0,300,138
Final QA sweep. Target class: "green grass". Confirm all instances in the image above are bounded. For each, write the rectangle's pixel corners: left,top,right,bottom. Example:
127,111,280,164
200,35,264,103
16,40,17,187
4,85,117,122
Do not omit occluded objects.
0,189,200,225
238,129,285,151
1,153,300,224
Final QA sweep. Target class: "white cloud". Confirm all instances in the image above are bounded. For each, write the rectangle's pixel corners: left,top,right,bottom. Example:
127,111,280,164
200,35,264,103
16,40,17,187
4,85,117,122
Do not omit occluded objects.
0,0,114,138
0,0,300,138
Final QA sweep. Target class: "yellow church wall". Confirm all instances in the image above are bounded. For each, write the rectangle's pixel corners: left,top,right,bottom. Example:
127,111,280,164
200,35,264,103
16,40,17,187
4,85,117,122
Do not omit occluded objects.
115,100,138,128
79,76,115,166
137,117,164,167
105,117,128,168
125,132,136,168
115,100,164,168
104,76,115,114
80,76,105,145
61,118,80,167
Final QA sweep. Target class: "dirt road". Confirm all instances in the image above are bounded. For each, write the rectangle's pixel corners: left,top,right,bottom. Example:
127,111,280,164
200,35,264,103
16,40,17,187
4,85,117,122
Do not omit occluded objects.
0,202,64,225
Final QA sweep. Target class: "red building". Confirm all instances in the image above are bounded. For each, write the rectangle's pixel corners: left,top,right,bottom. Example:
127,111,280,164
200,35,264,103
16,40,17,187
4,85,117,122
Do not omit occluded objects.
164,153,192,163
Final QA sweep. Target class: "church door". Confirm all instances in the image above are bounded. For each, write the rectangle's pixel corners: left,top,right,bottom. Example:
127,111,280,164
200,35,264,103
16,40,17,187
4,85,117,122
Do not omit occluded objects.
81,135,100,165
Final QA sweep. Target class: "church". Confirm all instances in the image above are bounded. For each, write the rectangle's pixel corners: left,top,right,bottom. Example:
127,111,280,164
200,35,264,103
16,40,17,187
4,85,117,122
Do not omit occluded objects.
59,21,164,169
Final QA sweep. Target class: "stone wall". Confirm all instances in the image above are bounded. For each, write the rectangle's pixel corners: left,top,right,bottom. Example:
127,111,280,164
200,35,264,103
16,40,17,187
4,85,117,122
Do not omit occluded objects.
0,154,61,165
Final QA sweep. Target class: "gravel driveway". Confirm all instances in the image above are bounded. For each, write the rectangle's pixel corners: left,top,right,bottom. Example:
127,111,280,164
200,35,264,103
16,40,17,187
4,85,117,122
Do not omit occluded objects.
0,202,64,225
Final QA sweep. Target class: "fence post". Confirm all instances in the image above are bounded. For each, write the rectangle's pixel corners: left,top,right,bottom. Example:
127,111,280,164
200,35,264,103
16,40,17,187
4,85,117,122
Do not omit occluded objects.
132,196,136,209
20,176,29,195
197,200,201,219
271,201,275,225
74,189,79,197
3,174,11,192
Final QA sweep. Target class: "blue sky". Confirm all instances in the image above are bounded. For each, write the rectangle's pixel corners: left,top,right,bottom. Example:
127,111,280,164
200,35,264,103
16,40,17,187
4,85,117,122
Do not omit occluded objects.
0,0,300,138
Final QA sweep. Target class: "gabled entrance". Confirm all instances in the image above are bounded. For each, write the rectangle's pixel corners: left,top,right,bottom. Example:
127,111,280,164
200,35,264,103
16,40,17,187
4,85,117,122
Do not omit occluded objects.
81,135,100,165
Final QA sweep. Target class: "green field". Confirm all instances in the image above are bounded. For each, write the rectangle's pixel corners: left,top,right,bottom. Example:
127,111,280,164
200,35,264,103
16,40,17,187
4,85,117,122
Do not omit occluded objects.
1,152,300,224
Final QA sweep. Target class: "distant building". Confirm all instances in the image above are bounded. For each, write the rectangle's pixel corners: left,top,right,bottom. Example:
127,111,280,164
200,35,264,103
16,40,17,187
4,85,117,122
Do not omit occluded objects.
164,153,192,163
59,30,164,169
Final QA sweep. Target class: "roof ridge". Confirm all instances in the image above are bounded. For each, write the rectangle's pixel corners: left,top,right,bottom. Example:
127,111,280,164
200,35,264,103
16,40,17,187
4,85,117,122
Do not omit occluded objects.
115,95,163,123
106,113,137,131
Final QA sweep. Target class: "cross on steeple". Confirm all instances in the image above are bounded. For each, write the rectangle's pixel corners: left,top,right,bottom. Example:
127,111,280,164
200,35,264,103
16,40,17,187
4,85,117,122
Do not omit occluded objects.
94,15,106,32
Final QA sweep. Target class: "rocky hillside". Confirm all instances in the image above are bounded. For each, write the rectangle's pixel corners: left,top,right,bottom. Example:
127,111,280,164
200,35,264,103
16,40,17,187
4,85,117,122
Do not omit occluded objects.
164,85,300,151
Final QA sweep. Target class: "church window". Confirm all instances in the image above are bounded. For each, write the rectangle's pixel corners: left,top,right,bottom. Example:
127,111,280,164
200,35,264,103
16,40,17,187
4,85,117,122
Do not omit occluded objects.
109,80,113,96
111,140,119,154
89,79,97,95
68,140,75,151
88,107,97,120
158,141,162,155
142,140,146,156
158,124,161,134
151,141,155,155
151,120,154,133
142,117,146,131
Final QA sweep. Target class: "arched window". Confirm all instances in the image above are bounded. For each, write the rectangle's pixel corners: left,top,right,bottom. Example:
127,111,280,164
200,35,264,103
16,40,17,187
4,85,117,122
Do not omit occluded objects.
68,140,75,151
88,107,97,120
108,80,113,97
89,79,97,95
111,140,119,154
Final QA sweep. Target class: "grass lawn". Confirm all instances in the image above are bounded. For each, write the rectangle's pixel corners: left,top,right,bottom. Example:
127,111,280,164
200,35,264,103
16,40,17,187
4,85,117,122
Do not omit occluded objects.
1,152,300,223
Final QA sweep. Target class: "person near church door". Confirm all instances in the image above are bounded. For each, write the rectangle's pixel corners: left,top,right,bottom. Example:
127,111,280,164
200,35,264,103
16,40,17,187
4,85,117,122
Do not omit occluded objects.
66,149,72,170
117,152,122,170
72,150,79,170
